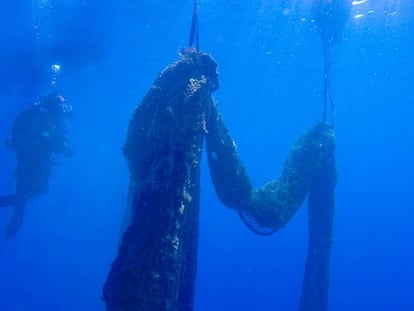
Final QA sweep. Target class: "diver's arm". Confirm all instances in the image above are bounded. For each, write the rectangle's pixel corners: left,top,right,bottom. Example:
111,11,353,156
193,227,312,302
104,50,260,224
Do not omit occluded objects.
50,119,74,156
52,138,73,157
60,141,74,157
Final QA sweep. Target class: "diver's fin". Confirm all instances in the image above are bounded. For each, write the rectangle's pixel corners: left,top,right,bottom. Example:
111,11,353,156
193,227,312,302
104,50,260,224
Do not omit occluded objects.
5,201,25,239
0,195,17,208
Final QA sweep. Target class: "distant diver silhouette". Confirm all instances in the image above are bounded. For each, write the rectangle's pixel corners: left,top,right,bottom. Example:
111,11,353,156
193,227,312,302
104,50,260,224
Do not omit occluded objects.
102,48,336,311
0,93,73,239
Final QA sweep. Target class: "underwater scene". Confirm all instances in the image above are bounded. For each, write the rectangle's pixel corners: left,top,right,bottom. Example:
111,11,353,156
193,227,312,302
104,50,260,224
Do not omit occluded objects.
1,1,413,310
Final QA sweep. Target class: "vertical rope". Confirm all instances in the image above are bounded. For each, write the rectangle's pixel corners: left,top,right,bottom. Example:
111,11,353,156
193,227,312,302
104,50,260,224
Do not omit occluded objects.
323,46,335,127
189,0,199,50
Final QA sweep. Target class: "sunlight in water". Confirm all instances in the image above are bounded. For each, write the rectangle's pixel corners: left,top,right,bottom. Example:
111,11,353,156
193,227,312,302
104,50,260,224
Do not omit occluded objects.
351,0,402,19
255,0,404,22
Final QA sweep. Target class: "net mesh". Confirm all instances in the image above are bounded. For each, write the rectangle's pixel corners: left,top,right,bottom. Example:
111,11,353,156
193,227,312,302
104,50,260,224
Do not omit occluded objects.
239,211,277,236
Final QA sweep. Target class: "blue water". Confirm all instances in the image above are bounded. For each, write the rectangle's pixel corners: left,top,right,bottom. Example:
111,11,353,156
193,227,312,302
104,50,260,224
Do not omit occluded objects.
1,1,413,310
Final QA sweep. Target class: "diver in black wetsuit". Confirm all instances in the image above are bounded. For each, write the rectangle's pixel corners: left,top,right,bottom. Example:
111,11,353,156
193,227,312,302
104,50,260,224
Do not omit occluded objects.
0,93,73,238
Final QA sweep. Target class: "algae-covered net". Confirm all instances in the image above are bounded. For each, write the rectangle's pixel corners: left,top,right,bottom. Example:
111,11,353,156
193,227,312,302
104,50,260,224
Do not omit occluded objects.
239,211,277,236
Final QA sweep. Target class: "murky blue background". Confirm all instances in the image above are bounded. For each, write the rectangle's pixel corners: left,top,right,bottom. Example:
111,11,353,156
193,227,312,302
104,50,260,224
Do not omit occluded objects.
1,1,413,310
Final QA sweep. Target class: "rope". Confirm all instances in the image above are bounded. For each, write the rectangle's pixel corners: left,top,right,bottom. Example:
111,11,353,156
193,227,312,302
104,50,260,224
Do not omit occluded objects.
189,0,199,50
322,46,335,127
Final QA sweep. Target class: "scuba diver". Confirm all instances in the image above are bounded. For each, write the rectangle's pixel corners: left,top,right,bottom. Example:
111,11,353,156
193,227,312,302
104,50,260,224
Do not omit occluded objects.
0,93,73,239
103,48,336,311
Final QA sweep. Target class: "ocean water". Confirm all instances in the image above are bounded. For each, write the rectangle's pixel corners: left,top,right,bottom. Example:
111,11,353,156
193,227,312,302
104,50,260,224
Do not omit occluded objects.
0,1,413,310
